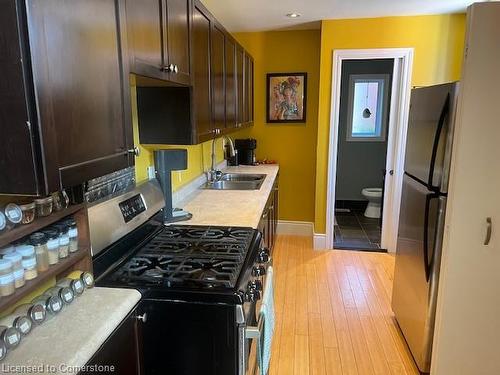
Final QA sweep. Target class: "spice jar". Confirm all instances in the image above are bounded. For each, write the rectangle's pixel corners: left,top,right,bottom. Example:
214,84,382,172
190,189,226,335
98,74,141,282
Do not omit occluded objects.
0,245,15,256
43,228,60,265
57,277,85,297
30,232,50,272
0,340,6,361
16,245,38,281
3,253,25,288
45,286,74,305
53,223,70,259
19,202,36,224
0,325,21,351
65,218,79,253
34,196,53,217
0,313,33,337
51,190,69,212
0,259,15,297
4,203,22,228
32,294,63,320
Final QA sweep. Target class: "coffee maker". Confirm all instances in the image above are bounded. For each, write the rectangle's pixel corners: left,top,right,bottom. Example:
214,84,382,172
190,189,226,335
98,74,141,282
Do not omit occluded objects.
234,138,257,165
154,149,192,223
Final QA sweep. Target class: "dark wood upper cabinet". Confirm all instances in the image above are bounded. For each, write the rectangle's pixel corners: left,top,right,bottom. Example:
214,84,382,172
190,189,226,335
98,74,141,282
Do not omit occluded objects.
192,3,213,142
211,23,226,131
236,46,245,126
126,0,191,85
244,52,254,124
224,37,237,130
0,0,134,196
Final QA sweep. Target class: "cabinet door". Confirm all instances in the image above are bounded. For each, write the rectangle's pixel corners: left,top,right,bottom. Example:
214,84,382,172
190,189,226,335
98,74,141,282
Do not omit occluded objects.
224,37,237,130
211,24,225,132
192,4,213,142
164,0,191,85
125,0,164,79
27,0,134,190
245,54,254,124
83,309,142,375
236,46,245,126
0,1,42,195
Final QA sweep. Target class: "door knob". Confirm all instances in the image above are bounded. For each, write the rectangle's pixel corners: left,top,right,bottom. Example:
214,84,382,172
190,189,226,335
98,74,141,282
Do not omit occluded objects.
389,170,394,176
128,146,140,157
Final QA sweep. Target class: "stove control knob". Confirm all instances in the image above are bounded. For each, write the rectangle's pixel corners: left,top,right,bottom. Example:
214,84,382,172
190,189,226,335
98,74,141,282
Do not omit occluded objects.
245,289,261,302
248,279,263,291
252,266,266,277
258,248,270,264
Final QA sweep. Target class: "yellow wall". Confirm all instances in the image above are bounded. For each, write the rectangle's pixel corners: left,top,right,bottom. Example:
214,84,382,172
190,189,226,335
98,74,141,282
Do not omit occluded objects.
314,14,466,233
233,30,321,222
130,75,227,190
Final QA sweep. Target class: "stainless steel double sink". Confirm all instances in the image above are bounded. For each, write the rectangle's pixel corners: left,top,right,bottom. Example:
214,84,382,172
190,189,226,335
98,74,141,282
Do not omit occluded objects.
202,173,266,190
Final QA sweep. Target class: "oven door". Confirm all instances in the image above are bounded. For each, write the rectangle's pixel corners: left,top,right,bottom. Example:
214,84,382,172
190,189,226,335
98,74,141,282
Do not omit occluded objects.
239,267,275,375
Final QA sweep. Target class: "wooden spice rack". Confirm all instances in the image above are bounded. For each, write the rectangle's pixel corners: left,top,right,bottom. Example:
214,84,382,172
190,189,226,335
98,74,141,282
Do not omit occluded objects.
0,204,92,312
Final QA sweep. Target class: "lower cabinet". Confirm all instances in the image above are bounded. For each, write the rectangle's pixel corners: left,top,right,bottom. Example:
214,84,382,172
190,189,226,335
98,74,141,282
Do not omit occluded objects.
259,175,279,253
82,308,143,375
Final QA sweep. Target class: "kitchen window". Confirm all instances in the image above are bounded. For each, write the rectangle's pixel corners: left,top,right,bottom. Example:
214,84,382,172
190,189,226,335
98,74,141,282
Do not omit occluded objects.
346,74,390,141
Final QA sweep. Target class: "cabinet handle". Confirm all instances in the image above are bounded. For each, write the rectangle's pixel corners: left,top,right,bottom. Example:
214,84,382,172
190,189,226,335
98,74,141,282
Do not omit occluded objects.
162,64,175,73
262,211,268,219
128,146,140,157
212,128,221,135
136,313,147,323
173,64,179,74
484,217,492,245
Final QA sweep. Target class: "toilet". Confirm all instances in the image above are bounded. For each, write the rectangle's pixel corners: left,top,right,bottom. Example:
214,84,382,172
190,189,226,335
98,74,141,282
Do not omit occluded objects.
361,188,383,218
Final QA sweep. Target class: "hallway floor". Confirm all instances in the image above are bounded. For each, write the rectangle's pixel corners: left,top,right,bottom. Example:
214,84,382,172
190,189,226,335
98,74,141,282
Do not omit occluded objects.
269,235,419,375
334,210,383,251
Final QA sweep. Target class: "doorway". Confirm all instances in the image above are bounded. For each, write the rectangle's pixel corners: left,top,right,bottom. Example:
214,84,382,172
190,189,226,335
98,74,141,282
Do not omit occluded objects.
334,59,393,251
325,49,414,252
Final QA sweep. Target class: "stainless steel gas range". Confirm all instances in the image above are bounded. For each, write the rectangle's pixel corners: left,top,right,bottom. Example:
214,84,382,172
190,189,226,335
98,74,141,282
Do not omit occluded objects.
88,180,272,375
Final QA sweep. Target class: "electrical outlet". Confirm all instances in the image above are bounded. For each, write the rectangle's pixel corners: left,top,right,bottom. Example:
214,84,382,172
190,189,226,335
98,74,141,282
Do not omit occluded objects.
147,166,156,180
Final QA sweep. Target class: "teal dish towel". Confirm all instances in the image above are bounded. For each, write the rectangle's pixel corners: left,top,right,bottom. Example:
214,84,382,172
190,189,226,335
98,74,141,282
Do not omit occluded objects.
258,266,275,375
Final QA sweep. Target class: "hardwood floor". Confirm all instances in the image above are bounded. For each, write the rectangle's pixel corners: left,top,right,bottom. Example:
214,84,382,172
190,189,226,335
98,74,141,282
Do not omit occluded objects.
269,235,419,375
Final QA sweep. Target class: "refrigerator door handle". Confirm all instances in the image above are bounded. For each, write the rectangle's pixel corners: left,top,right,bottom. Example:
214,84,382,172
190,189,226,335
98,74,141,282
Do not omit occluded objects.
423,193,440,282
484,217,492,245
428,94,450,191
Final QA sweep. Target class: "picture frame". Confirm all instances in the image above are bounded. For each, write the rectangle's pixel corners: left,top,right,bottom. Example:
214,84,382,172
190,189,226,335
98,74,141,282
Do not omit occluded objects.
266,72,307,123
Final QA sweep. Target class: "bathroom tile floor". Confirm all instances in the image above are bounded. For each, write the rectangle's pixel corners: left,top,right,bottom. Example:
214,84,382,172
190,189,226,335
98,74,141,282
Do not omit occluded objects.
334,210,385,251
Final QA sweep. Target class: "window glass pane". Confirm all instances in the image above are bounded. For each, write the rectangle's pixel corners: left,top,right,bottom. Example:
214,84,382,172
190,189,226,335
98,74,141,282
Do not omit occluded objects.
352,81,381,136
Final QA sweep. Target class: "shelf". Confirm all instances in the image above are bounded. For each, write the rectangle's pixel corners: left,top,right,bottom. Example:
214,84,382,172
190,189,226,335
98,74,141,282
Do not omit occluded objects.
0,248,89,311
0,204,84,248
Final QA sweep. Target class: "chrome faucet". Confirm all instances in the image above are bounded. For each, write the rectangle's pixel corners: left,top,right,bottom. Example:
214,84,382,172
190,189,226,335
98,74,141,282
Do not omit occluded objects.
208,130,235,182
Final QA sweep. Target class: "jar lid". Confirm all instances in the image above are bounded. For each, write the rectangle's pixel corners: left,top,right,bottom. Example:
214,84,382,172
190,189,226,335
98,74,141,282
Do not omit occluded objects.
19,202,36,210
15,244,35,257
3,252,22,263
34,196,53,204
30,232,47,246
81,272,95,288
53,222,69,233
0,259,13,271
13,269,24,279
47,295,63,314
0,274,14,285
71,279,85,295
63,217,77,227
4,203,22,224
14,316,32,336
1,326,20,349
60,286,75,304
0,246,15,255
29,303,47,324
43,228,60,239
0,212,5,231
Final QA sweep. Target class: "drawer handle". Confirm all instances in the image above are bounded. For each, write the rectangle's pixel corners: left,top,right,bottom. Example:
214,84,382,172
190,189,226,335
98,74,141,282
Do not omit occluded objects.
484,217,492,246
136,313,147,323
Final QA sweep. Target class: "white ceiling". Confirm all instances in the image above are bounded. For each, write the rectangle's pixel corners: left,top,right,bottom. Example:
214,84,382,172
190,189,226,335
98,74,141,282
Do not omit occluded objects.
200,0,479,32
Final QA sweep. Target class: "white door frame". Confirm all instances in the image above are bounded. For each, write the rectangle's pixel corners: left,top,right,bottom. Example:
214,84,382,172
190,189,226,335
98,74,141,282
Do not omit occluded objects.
325,48,414,252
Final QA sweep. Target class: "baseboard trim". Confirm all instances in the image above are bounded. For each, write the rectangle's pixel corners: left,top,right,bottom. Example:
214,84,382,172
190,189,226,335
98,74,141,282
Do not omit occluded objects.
313,233,327,250
277,220,313,236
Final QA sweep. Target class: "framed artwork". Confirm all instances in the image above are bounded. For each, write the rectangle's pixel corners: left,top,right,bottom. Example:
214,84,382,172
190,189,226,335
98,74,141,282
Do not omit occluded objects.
266,72,307,123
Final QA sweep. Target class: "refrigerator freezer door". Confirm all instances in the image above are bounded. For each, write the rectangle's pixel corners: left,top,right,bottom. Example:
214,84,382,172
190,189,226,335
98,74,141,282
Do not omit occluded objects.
392,174,444,372
404,83,455,189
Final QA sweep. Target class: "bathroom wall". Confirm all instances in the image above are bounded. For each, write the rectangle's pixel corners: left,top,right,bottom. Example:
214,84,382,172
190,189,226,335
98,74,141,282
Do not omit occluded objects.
336,59,394,201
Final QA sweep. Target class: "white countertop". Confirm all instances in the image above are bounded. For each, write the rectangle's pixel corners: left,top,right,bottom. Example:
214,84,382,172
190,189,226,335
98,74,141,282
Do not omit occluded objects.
176,165,279,229
2,287,141,374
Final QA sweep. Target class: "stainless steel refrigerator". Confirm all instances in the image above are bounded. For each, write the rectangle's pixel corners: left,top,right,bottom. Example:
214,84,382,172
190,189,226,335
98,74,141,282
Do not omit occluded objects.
392,82,459,373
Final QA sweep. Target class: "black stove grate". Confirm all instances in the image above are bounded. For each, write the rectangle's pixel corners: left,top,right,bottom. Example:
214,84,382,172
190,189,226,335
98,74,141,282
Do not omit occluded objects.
108,225,255,289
